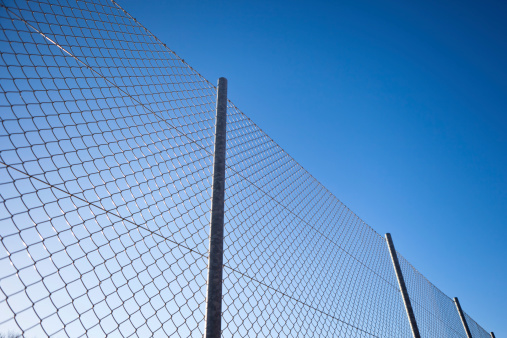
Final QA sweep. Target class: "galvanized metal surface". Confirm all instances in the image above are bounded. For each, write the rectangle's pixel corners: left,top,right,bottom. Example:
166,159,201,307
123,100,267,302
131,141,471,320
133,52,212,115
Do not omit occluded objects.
454,297,473,338
385,233,421,338
205,77,228,338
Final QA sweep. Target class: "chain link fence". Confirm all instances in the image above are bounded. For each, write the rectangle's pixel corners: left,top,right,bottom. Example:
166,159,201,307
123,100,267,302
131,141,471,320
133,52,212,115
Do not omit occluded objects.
0,0,492,337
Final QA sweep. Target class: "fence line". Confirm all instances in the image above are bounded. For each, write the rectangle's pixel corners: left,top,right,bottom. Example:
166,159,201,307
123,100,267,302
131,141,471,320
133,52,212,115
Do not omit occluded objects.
0,0,492,337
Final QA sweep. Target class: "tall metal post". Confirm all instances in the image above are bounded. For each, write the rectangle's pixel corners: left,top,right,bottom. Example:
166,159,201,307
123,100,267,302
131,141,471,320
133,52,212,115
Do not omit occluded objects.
385,233,421,338
454,297,472,338
204,77,228,338
490,332,496,338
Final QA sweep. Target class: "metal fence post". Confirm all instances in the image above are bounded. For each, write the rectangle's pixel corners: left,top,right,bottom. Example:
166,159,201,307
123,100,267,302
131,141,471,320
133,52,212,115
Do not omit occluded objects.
454,297,472,338
490,332,496,338
204,77,228,338
385,233,421,338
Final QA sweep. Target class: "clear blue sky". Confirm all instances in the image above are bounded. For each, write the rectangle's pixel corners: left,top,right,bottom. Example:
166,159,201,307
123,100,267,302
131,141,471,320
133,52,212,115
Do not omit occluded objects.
119,0,506,335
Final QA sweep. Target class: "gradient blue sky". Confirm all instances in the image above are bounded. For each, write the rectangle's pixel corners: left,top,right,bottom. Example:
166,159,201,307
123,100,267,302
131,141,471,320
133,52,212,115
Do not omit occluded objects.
118,0,506,335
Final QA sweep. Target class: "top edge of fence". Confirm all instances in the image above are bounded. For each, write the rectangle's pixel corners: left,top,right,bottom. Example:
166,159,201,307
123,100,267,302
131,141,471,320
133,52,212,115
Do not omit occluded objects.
108,0,385,242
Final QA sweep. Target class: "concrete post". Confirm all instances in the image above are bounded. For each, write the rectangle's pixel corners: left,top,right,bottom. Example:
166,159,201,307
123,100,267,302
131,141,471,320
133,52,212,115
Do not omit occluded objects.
385,233,421,338
204,77,228,338
454,297,472,338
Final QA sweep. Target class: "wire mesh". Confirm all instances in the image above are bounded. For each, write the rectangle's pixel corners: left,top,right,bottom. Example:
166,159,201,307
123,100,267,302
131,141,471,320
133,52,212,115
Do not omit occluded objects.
221,105,412,337
0,0,493,337
397,255,467,338
0,0,216,336
464,311,491,338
